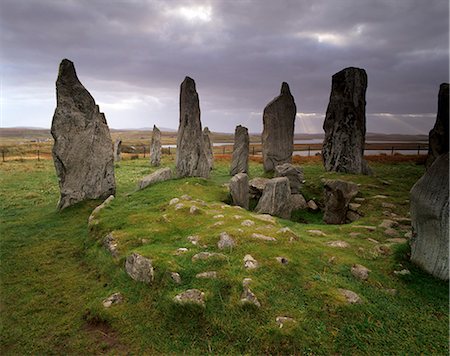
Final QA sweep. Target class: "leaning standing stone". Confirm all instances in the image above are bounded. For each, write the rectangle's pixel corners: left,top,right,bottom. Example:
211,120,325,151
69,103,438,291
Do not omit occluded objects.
203,127,214,169
410,152,449,280
230,125,249,175
262,82,297,172
255,177,292,219
323,179,359,224
230,173,249,209
114,138,122,162
175,76,210,178
51,59,115,210
322,67,371,175
150,125,162,167
137,167,172,190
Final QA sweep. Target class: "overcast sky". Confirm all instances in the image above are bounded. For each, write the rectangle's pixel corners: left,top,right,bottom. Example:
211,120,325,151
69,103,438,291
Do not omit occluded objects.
1,0,448,134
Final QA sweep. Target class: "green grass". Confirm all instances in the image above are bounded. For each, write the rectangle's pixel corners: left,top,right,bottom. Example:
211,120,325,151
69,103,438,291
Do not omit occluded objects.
1,156,448,355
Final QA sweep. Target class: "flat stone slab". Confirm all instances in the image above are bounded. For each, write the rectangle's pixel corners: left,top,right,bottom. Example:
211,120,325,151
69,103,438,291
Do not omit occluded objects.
173,289,205,307
326,240,350,248
307,230,327,236
192,252,227,261
250,233,277,242
195,271,217,279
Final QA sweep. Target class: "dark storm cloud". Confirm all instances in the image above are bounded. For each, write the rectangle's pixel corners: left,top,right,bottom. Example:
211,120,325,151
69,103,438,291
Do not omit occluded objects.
0,0,448,133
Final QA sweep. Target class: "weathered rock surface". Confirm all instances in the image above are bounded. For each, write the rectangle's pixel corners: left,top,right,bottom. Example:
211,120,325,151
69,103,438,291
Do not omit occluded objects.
262,82,297,172
243,254,259,269
290,193,308,210
276,316,296,328
171,272,182,284
51,59,116,210
275,256,289,265
426,83,449,168
326,240,350,248
410,152,449,280
250,233,277,242
150,125,161,166
114,138,122,162
175,76,210,178
138,167,172,190
338,288,362,304
103,233,119,257
307,200,318,211
255,177,292,219
192,252,227,261
102,292,123,308
230,125,249,175
196,271,217,279
322,67,371,175
203,127,214,169
240,278,261,307
230,173,249,209
125,253,154,284
173,289,205,307
274,163,304,193
217,232,236,249
351,264,370,281
323,179,359,224
249,177,270,199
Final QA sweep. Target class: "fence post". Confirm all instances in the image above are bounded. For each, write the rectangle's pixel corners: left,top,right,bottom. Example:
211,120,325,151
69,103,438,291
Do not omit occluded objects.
37,149,40,161
143,146,146,158
223,147,225,154
252,146,255,155
2,150,4,162
391,146,394,155
417,145,420,155
308,146,311,157
168,147,171,155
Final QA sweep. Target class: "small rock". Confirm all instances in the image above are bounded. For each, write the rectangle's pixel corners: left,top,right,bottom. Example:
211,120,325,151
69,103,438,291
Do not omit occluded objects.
175,203,184,210
103,233,119,257
352,225,376,231
125,253,154,284
171,272,182,284
176,247,189,255
384,228,399,237
275,256,289,265
326,240,350,248
380,180,391,186
192,252,227,261
354,197,365,202
251,214,276,224
374,245,392,256
373,195,388,199
189,205,200,214
234,215,243,220
213,214,225,219
349,203,361,211
349,232,361,238
275,316,296,328
169,198,180,205
212,221,225,227
307,200,318,211
307,229,326,236
381,202,396,209
102,292,123,308
250,233,277,241
379,219,399,229
243,254,259,269
394,269,411,276
240,278,261,307
277,227,293,234
241,220,255,227
386,238,407,244
217,232,236,249
173,289,205,307
180,194,192,200
367,238,380,244
351,264,370,281
141,238,149,244
187,235,200,245
338,288,362,304
328,256,337,264
196,271,217,279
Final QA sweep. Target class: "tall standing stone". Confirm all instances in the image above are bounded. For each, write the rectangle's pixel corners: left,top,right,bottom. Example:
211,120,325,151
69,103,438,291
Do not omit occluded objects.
262,82,296,172
114,138,122,162
175,77,210,178
51,59,115,211
150,125,161,167
230,125,249,175
426,83,449,169
322,67,371,175
410,152,449,280
203,127,214,169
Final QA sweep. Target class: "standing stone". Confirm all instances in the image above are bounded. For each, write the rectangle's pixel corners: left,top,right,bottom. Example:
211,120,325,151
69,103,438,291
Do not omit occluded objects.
175,77,210,178
426,83,449,169
255,177,292,219
274,163,304,194
230,173,249,209
114,138,122,162
51,59,115,211
249,177,270,200
150,125,161,167
410,152,449,280
203,127,214,169
322,67,371,175
323,179,358,224
262,82,296,172
230,125,249,175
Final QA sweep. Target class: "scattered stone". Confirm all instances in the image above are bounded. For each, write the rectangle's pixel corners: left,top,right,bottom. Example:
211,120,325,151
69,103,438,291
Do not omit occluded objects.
187,235,200,245
189,205,200,215
373,195,388,199
387,238,407,244
328,256,337,264
241,220,255,227
251,214,276,224
173,289,205,307
174,203,184,210
275,256,289,265
379,219,399,229
88,195,115,224
277,227,294,234
326,241,350,248
346,210,361,222
274,163,304,193
240,278,261,307
290,194,308,210
323,179,359,224
262,82,296,172
307,230,327,236
192,252,227,261
176,248,189,255
113,138,122,162
381,202,396,209
352,225,376,231
349,232,361,238
367,238,380,244
349,203,361,211
351,264,370,281
307,200,319,211
102,292,123,308
255,177,292,219
169,198,180,205
233,215,243,220
276,316,296,328
175,76,210,178
243,254,258,269
203,127,214,169
394,269,411,276
51,59,115,211
384,228,399,237
230,125,249,175
150,125,161,166
322,67,371,175
196,271,217,279
374,245,392,256
212,221,224,227
217,232,236,250
338,288,362,304
125,253,154,284
354,197,365,202
250,233,277,242
248,177,270,199
171,272,182,284
103,233,119,257
426,83,449,168
230,173,249,209
138,167,172,190
141,238,149,244
181,194,192,201
213,214,224,219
